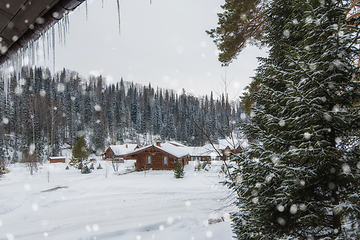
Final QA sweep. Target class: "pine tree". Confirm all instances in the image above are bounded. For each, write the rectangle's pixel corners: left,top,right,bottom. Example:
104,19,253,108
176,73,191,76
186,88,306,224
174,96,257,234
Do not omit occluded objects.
81,164,91,174
69,136,91,170
224,0,360,239
174,160,185,179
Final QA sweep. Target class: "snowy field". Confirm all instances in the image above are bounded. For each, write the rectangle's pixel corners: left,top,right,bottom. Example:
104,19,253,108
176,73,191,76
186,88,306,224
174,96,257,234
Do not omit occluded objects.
0,161,235,240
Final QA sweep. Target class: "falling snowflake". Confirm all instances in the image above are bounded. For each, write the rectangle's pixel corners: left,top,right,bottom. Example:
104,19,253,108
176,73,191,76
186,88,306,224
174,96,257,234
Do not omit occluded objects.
32,203,39,211
36,17,45,24
94,105,101,111
185,200,191,206
277,217,286,226
342,164,351,174
93,224,99,231
277,204,285,212
14,86,23,95
240,13,247,21
265,173,275,183
6,233,14,240
206,230,213,238
271,155,280,165
24,183,31,191
159,225,165,231
167,217,174,225
40,89,46,97
85,225,92,232
328,182,336,190
290,204,298,214
57,83,65,92
283,29,290,38
299,203,306,211
324,113,332,121
3,118,9,124
52,12,60,18
305,16,313,24
278,119,285,127
300,180,305,186
303,132,311,140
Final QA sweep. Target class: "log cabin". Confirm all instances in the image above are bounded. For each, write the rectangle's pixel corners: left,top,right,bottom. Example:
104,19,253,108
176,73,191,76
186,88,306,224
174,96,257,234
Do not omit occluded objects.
125,142,190,171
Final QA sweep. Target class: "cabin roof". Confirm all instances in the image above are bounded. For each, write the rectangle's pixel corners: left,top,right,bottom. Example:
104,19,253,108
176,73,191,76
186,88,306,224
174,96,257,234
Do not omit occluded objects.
0,0,85,65
108,144,139,156
49,156,66,159
127,143,189,159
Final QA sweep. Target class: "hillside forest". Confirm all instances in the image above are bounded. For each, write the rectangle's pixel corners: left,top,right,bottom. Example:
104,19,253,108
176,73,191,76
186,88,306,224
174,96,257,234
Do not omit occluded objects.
0,66,245,162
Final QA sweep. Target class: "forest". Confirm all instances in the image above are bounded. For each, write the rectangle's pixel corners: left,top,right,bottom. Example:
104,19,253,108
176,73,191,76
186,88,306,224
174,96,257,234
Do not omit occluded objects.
0,66,245,162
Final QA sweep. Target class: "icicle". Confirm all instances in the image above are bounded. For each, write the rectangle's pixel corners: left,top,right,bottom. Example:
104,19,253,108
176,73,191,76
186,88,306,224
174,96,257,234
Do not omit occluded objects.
116,0,121,35
85,0,88,20
52,27,56,73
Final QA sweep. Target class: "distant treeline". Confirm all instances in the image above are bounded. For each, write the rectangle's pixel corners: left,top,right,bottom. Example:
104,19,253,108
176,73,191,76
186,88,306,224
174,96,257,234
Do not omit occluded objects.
0,67,245,161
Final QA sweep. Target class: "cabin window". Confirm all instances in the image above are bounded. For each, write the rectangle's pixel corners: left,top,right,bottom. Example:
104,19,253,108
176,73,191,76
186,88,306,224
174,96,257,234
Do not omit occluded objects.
147,156,151,164
163,156,168,165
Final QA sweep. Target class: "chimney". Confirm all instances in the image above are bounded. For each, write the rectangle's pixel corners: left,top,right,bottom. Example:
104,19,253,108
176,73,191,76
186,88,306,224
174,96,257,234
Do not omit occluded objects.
126,144,128,148
156,141,161,147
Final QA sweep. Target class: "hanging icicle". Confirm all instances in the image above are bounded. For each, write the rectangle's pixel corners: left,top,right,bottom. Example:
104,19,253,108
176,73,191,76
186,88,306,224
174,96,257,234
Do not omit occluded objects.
116,0,121,35
85,0,89,20
52,27,56,73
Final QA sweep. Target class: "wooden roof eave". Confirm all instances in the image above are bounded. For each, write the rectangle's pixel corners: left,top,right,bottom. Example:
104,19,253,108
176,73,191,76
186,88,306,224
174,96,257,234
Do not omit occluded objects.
0,0,85,66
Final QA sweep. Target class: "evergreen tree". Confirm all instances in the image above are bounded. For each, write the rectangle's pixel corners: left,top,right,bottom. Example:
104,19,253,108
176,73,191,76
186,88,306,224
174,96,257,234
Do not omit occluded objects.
81,164,91,174
69,136,91,169
219,0,360,239
174,160,185,179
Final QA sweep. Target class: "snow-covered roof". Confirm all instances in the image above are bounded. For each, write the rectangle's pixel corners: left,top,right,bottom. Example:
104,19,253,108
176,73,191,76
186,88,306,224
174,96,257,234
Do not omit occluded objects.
49,156,66,159
158,143,189,158
184,146,214,157
109,144,138,156
127,142,189,159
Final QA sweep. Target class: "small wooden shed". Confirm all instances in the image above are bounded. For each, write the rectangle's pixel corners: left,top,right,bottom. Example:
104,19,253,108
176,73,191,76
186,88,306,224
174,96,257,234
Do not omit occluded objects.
49,157,66,163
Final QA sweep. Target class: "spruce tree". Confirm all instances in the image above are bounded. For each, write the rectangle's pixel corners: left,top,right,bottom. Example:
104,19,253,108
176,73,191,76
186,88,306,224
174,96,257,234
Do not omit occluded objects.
219,0,360,239
174,160,185,179
69,136,91,170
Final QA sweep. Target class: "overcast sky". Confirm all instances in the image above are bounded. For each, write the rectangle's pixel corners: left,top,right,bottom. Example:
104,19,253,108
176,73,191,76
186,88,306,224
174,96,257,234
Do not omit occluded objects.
52,0,267,100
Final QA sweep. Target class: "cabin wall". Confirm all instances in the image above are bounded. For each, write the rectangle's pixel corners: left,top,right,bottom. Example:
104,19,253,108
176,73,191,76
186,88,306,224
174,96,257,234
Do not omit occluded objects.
129,146,189,171
49,158,65,163
104,148,115,160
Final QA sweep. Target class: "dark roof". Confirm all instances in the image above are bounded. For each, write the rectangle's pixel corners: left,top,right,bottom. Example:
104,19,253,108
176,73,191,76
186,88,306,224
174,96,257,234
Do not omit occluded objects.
0,0,85,65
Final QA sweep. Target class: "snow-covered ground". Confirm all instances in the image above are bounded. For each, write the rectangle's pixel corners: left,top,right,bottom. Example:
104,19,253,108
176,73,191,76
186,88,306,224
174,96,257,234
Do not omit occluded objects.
0,161,235,240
